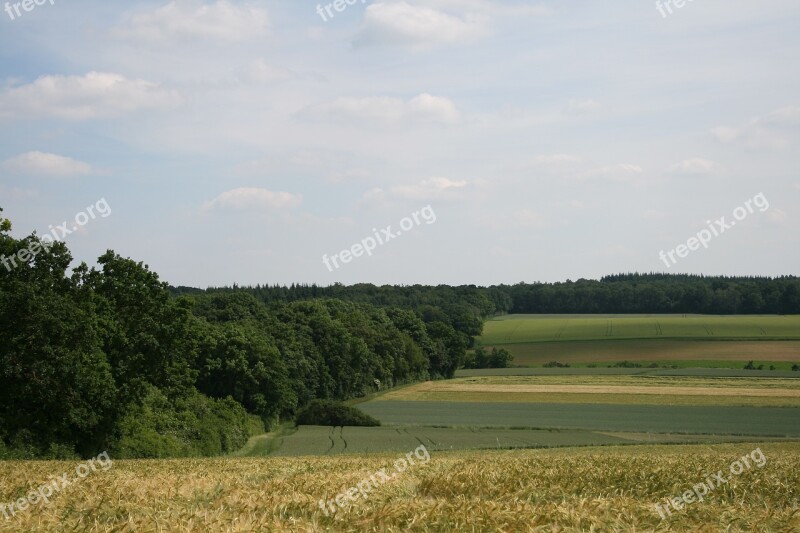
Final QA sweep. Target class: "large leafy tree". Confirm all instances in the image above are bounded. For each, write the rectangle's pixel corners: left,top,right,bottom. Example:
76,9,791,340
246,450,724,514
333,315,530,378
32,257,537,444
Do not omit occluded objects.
83,251,199,406
0,210,116,456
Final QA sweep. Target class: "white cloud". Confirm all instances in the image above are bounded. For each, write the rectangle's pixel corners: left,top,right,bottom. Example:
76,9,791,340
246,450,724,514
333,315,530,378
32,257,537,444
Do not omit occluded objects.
391,176,467,199
116,0,269,43
359,187,387,205
304,93,459,124
519,155,645,184
767,208,788,223
362,176,468,204
355,1,486,48
421,0,552,18
0,72,181,120
670,157,721,175
712,105,800,149
203,187,302,211
766,105,800,126
3,152,93,177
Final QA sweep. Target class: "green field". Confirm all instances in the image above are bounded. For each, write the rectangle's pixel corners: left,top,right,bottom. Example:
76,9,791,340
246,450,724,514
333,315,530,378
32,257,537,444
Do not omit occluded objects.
234,426,786,457
481,314,800,343
358,401,800,436
263,425,629,455
476,315,800,366
241,425,791,457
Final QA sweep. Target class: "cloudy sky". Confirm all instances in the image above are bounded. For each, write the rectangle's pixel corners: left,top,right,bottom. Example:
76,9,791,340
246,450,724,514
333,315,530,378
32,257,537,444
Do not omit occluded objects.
0,0,798,287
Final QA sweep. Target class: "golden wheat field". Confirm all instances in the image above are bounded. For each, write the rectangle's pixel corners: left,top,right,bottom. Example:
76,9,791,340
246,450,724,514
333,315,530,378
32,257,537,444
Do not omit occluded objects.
1,442,799,532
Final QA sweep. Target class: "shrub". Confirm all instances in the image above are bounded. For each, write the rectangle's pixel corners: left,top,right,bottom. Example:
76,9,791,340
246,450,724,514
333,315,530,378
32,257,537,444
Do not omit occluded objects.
295,400,380,427
543,361,570,368
610,361,643,368
463,347,514,369
113,386,254,458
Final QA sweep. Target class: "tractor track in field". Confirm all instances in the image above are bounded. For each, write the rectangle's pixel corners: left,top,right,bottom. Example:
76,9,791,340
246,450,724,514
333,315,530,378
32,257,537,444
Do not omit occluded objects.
326,427,335,454
553,321,566,340
413,435,428,448
506,322,523,342
423,434,441,447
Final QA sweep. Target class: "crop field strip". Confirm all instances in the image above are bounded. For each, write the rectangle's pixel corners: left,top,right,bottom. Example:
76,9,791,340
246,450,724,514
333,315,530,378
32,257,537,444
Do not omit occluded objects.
251,426,793,457
456,367,800,377
370,391,800,407
359,400,800,436
478,315,800,344
374,388,800,407
372,376,800,407
487,339,800,366
448,375,800,387
265,426,634,456
1,443,797,531
413,384,800,397
475,315,800,367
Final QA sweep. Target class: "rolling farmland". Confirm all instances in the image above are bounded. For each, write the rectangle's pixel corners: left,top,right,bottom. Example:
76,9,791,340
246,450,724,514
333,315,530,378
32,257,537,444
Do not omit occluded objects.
476,315,800,366
232,368,800,458
4,315,798,531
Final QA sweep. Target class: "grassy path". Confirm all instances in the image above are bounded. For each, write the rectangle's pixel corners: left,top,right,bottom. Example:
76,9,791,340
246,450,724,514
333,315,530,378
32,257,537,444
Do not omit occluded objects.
229,424,298,457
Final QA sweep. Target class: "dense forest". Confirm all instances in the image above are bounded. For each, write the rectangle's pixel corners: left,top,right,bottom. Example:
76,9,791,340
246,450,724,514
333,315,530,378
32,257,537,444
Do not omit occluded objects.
2,206,798,459
179,273,800,316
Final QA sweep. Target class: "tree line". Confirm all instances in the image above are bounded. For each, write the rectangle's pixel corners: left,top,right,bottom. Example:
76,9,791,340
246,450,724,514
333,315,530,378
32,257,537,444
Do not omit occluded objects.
185,272,800,317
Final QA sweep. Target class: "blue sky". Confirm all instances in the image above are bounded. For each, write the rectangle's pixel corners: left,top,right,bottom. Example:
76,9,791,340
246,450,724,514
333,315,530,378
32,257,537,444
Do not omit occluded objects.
1,0,798,287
